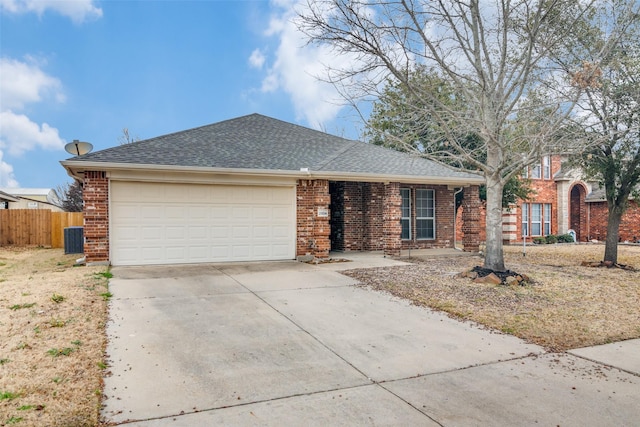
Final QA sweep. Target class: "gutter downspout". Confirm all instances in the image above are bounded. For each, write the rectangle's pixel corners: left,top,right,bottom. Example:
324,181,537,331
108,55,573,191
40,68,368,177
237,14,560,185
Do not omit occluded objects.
453,187,464,251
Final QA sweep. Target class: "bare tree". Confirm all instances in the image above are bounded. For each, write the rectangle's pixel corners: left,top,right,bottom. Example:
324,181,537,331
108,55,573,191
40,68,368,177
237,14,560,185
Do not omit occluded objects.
54,181,83,212
297,0,636,271
118,127,140,145
556,0,640,264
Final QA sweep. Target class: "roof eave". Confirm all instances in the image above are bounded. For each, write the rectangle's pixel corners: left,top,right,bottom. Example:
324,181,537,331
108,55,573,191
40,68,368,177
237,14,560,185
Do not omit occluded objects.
311,170,483,185
60,161,484,186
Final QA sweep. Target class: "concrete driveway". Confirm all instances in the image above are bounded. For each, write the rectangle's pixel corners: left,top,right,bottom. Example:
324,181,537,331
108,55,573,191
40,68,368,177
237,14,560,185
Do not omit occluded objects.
102,253,640,426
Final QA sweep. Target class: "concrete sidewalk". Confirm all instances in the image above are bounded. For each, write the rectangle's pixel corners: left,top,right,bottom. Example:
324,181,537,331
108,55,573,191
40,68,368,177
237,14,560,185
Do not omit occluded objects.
102,252,640,426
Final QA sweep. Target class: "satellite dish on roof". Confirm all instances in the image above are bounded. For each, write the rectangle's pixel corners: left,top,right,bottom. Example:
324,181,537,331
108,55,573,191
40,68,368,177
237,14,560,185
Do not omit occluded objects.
65,140,93,156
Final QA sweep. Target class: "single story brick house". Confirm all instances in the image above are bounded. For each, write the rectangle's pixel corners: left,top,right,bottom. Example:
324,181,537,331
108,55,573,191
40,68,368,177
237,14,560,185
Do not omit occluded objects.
61,114,484,266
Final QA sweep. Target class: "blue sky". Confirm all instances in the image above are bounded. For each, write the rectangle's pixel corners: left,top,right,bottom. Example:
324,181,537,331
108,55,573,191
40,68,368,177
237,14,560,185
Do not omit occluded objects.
0,0,364,189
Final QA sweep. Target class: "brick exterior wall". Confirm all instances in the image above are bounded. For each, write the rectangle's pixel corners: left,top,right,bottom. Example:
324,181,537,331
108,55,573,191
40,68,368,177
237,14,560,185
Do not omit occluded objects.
456,202,487,243
332,182,401,253
332,182,458,254
398,184,456,250
83,171,109,263
461,185,482,252
588,200,640,242
511,156,562,241
296,179,330,258
364,182,386,250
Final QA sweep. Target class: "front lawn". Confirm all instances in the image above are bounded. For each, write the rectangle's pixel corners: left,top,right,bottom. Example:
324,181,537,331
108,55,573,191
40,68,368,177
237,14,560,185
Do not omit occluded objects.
343,244,640,351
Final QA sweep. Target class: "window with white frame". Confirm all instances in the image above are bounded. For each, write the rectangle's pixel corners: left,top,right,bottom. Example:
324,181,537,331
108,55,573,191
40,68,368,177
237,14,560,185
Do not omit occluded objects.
531,203,542,235
544,203,552,235
416,189,435,239
543,156,551,179
522,203,552,236
401,188,411,240
531,162,542,179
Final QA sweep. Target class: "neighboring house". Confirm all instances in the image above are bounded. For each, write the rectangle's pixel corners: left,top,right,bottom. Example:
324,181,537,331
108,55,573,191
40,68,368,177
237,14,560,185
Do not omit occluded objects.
584,184,640,243
0,188,64,212
61,114,484,266
503,156,640,244
0,190,19,209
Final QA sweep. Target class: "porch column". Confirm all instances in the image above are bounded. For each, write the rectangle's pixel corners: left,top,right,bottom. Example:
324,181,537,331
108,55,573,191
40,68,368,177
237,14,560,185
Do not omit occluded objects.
296,179,330,259
383,182,402,256
462,185,481,252
83,171,109,264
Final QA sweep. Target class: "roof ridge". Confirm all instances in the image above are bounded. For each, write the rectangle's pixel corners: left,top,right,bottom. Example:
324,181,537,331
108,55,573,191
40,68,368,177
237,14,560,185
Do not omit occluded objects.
136,114,262,144
314,140,359,171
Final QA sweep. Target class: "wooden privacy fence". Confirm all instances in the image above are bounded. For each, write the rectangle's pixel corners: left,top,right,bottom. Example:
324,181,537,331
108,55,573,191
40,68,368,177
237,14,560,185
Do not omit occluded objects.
0,210,83,248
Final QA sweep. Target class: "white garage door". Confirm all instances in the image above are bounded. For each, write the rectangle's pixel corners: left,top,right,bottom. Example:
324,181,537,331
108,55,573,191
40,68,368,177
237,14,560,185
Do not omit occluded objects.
110,181,296,266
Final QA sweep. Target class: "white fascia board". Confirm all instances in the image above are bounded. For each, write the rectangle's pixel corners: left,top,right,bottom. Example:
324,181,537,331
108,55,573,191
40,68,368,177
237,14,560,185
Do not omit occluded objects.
60,161,484,186
312,171,483,186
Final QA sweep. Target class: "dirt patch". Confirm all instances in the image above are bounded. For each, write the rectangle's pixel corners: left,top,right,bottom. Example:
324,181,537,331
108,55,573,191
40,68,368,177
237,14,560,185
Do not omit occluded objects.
343,244,640,352
0,247,109,427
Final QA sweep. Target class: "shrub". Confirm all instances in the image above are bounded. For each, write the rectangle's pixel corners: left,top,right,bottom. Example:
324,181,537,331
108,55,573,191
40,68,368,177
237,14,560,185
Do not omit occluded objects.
557,234,575,243
533,237,546,244
545,234,558,244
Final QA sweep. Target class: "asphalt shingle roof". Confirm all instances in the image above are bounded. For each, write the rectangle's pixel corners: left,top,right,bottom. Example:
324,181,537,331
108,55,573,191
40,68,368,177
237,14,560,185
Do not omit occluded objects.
65,114,480,181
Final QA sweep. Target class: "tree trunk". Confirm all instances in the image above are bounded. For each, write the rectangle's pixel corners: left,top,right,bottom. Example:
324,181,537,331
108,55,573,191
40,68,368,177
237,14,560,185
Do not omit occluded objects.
603,205,623,264
484,174,506,271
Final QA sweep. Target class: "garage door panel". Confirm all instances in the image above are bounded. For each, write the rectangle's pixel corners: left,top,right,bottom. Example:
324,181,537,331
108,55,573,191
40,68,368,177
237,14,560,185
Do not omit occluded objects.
113,204,139,220
141,247,163,262
166,227,185,240
232,207,251,219
253,226,270,238
189,206,210,220
273,206,291,219
232,245,251,258
166,247,186,261
211,226,229,238
188,246,210,260
211,246,230,259
253,245,271,257
141,205,162,219
110,182,295,266
232,226,251,238
272,225,291,238
272,244,291,257
188,226,208,239
253,207,271,220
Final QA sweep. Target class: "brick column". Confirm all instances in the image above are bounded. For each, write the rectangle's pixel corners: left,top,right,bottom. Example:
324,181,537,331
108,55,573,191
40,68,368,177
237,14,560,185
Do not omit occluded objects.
83,171,109,264
296,179,330,259
383,182,402,256
462,185,481,252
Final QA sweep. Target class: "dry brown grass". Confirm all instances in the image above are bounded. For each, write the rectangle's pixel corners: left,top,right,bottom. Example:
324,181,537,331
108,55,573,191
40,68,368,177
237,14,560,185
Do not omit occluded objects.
344,244,640,352
0,247,109,427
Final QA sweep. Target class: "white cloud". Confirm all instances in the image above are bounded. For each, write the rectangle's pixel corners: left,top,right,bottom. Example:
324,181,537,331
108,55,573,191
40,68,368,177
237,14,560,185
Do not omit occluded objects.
256,1,349,130
0,151,19,187
0,0,102,23
248,48,266,69
0,57,66,186
0,57,65,110
0,110,65,156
